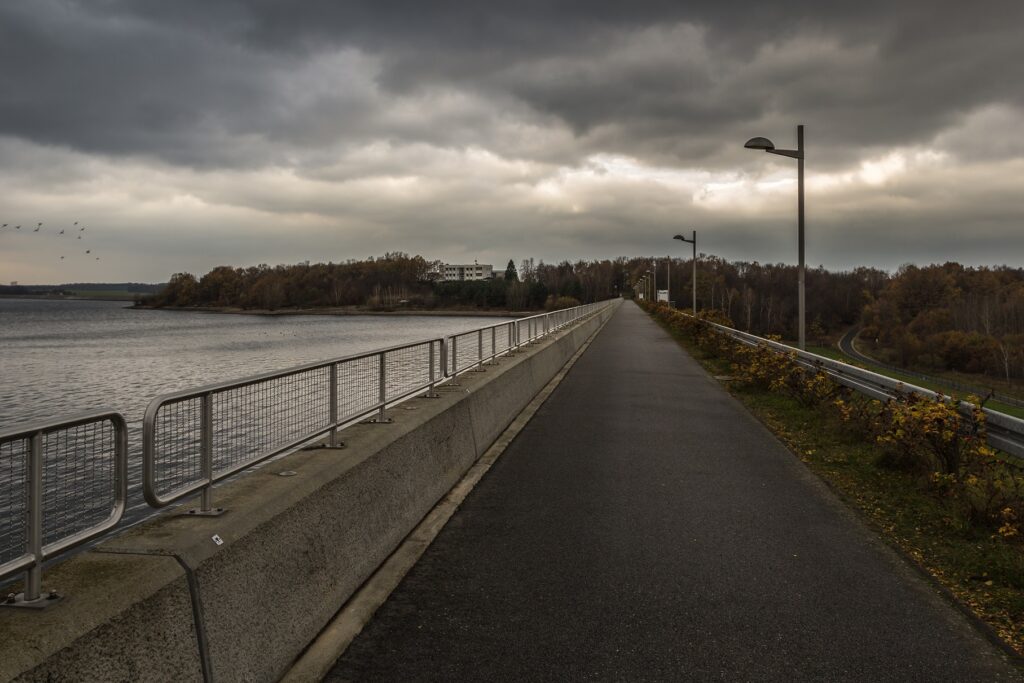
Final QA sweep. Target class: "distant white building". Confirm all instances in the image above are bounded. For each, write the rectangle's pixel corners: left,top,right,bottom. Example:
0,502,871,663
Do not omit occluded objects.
439,263,493,282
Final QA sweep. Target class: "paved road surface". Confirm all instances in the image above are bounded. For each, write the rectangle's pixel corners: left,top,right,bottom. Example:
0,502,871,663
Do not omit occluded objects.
327,303,1020,681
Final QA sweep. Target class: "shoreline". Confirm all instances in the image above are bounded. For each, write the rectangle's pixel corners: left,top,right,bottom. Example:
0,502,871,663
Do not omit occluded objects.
0,294,140,302
132,304,533,318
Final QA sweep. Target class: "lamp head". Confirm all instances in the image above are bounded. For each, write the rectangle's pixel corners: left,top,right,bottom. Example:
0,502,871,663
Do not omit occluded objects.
744,136,775,152
673,234,685,240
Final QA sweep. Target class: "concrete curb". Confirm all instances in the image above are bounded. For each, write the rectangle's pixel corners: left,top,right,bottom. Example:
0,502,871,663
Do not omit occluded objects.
279,306,614,683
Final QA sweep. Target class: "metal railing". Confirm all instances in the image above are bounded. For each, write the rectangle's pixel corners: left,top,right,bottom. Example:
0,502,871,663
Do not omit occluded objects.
143,300,612,513
143,338,444,513
447,321,517,376
1,412,127,607
1,299,612,597
685,312,1024,461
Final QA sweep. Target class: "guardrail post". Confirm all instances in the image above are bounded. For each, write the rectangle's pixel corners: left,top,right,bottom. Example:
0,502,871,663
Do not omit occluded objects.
187,393,225,516
3,431,59,609
25,431,43,602
378,352,387,421
452,337,458,374
425,341,440,397
474,329,486,371
328,363,341,446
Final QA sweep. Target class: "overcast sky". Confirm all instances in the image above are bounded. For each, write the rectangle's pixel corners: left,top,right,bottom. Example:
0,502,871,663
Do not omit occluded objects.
2,1,1023,284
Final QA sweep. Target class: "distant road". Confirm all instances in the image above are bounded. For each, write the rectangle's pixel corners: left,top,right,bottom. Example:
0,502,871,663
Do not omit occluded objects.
838,326,878,366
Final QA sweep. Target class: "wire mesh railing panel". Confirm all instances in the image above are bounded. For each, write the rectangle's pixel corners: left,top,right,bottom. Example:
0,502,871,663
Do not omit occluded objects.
492,324,513,356
41,421,117,548
383,342,433,402
337,354,381,422
451,330,482,374
212,366,332,476
149,397,204,500
0,437,28,567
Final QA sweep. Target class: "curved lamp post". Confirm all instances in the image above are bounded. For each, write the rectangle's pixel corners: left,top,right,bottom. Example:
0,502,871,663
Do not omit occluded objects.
744,125,805,350
673,232,696,315
645,269,653,302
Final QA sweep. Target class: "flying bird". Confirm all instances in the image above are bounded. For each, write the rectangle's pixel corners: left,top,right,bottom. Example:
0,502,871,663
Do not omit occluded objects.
15,225,20,229
73,222,78,225
59,229,65,234
79,227,85,232
60,256,65,260
33,226,40,232
77,235,81,239
85,250,91,254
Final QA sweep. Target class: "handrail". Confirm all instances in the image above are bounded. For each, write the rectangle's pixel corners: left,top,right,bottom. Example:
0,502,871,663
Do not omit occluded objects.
0,411,128,608
142,337,445,511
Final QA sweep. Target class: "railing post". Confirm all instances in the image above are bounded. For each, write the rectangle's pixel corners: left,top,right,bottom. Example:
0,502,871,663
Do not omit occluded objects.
475,329,485,371
25,431,43,602
200,393,215,513
425,341,440,397
491,326,496,362
452,337,458,374
182,393,224,515
378,352,387,422
328,363,339,447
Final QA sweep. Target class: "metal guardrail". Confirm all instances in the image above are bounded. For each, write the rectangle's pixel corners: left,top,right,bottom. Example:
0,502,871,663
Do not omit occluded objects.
692,314,1024,460
142,338,445,513
448,322,516,376
143,300,611,513
0,411,127,608
0,300,611,597
841,329,1024,410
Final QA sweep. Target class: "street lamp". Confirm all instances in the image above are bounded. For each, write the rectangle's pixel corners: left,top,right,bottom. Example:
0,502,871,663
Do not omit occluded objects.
744,124,806,350
645,269,652,303
673,231,697,316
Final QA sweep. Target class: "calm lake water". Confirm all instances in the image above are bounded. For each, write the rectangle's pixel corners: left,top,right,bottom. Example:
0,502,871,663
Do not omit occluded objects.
0,298,511,428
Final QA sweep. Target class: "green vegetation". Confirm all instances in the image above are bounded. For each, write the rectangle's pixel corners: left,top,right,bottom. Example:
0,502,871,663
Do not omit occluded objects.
641,301,1024,655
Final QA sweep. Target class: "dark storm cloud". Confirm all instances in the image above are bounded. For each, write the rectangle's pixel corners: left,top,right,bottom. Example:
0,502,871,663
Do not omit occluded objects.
3,1,1023,170
4,0,1024,284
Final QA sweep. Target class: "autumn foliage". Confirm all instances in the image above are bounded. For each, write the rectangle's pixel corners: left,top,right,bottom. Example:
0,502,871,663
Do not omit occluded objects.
642,300,1024,540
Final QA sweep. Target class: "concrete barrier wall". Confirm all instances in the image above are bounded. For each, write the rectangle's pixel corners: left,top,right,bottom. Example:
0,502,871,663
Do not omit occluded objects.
1,300,619,683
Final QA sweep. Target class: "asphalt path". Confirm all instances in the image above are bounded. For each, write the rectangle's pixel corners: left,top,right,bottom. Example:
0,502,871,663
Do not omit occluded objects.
327,303,1021,681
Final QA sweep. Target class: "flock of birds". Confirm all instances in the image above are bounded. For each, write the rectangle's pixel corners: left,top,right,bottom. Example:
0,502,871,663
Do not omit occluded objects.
1,221,102,262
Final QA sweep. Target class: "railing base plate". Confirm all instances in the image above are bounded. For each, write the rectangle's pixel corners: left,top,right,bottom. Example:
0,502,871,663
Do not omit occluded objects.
2,591,62,610
359,417,394,424
182,508,227,517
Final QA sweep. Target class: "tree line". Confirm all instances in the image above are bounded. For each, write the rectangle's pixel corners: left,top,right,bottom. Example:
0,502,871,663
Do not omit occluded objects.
146,254,1024,381
861,263,1024,381
144,254,625,312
